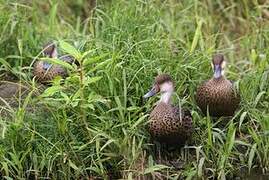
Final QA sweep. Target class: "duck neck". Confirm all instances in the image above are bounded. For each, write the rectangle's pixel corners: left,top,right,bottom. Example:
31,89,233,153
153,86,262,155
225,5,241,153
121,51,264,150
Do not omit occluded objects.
160,91,172,104
213,75,226,81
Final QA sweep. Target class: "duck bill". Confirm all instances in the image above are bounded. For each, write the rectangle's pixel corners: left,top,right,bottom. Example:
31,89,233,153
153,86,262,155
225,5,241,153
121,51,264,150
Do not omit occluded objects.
213,65,222,79
143,87,157,99
43,61,52,70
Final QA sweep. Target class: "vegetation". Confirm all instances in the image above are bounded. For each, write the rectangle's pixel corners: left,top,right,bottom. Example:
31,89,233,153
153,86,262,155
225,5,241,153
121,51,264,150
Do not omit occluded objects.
0,0,269,179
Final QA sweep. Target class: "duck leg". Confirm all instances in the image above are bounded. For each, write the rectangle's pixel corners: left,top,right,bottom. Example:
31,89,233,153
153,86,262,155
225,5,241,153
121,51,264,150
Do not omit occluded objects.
155,142,171,165
154,141,163,164
157,142,161,164
157,144,184,169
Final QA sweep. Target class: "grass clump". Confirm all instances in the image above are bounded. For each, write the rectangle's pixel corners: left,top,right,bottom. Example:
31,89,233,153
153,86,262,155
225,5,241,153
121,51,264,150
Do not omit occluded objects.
0,0,269,179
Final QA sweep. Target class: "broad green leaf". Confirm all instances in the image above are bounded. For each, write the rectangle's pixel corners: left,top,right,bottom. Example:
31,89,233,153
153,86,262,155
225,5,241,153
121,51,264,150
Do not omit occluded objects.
227,128,236,154
69,160,79,171
59,41,81,60
248,143,257,172
250,49,257,64
248,127,260,144
82,49,96,59
17,39,23,55
1,162,9,177
0,58,11,69
72,89,81,100
42,85,62,97
235,140,251,147
85,76,102,86
190,19,203,53
198,157,205,177
60,92,70,104
49,2,58,33
3,177,13,180
100,139,115,152
22,90,33,110
186,169,196,180
128,173,133,180
87,92,107,103
89,58,112,72
131,115,147,129
83,53,109,66
239,111,247,131
143,164,170,174
254,91,266,107
226,122,236,154
40,57,74,70
1,123,7,139
5,55,23,59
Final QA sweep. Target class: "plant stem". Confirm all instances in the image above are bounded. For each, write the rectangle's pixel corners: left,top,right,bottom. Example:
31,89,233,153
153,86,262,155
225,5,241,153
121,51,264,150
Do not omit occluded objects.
79,63,87,129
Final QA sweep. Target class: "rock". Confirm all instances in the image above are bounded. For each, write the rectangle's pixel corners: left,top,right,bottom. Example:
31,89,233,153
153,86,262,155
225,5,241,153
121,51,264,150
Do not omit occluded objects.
0,81,44,117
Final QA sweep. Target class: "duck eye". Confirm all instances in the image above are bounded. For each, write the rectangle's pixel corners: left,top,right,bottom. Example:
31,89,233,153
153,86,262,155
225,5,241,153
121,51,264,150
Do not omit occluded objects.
43,52,49,56
154,84,160,92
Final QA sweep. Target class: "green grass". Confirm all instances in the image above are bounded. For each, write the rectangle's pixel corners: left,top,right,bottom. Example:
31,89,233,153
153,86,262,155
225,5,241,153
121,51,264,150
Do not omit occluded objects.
0,0,269,179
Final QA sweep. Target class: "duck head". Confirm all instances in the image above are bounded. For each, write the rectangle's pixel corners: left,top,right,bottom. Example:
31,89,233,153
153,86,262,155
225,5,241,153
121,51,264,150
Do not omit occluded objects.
59,54,78,65
43,42,57,58
143,74,174,104
42,42,57,70
212,54,226,79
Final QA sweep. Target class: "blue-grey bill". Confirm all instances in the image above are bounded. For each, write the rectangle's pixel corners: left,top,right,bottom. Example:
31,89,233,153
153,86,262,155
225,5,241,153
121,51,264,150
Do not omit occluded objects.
143,88,156,99
43,61,52,70
214,65,222,79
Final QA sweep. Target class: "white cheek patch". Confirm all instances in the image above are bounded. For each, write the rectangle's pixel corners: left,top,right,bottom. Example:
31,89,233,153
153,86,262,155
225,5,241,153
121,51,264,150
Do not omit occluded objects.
221,69,225,76
160,82,174,92
51,48,58,58
221,61,226,69
221,61,226,76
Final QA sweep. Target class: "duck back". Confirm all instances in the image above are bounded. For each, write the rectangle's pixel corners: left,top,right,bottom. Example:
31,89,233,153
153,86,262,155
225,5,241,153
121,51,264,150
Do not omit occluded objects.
33,61,68,83
149,102,193,146
196,77,240,117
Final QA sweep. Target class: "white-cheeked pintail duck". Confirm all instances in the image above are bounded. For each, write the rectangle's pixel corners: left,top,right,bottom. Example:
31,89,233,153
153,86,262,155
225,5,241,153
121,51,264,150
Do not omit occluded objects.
144,74,193,146
33,42,74,84
196,54,240,117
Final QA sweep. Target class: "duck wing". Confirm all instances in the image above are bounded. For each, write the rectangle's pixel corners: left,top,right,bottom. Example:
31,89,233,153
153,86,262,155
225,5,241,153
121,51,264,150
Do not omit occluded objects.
172,106,193,136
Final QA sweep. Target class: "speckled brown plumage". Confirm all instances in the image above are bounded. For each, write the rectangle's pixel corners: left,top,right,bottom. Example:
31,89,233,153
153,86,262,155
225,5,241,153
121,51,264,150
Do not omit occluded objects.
144,74,193,146
196,77,240,117
59,55,75,64
33,43,75,84
33,61,68,83
149,102,193,145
